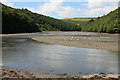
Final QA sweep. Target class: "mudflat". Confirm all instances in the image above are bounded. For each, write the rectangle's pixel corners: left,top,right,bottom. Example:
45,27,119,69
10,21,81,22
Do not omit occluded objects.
1,32,118,52
32,33,118,51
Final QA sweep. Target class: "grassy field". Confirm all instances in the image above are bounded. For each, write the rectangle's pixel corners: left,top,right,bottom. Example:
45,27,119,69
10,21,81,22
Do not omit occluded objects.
61,17,97,26
62,17,97,21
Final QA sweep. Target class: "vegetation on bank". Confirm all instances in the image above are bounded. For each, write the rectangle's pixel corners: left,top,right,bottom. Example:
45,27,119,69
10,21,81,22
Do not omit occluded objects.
1,3,81,34
82,8,120,33
1,3,120,34
64,7,120,33
1,4,40,33
62,8,120,33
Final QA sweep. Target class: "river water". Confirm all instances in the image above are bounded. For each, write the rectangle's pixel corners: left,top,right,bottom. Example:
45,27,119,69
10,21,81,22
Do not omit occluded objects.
2,32,118,75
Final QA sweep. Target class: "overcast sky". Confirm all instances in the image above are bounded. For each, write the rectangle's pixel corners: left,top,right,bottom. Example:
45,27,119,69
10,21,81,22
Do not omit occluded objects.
1,0,119,19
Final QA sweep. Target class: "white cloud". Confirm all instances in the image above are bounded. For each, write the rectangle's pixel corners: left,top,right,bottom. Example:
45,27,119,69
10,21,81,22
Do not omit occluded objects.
1,0,14,7
86,0,119,9
1,0,119,18
87,0,119,2
5,2,13,7
57,7,77,17
30,0,78,17
82,6,117,16
0,0,6,3
87,0,105,9
19,0,119,18
81,0,118,16
1,0,120,2
39,2,62,16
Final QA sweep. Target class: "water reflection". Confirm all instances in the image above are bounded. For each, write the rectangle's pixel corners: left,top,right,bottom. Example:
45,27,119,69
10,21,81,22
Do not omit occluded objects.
85,49,118,74
2,37,118,75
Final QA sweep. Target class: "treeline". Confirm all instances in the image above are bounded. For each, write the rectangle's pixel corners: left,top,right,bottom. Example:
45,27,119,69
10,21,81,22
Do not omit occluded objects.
2,4,40,34
82,7,120,33
1,3,81,34
1,3,120,34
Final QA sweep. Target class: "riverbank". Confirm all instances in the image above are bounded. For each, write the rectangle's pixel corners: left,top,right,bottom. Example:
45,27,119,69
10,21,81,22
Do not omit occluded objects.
32,33,118,51
1,66,119,79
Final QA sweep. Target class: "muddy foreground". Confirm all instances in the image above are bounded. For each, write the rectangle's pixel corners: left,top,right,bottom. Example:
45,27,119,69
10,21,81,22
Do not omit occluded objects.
1,66,119,79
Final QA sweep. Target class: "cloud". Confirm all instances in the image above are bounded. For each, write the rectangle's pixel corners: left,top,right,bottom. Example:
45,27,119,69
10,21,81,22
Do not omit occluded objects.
81,6,117,16
29,0,78,17
19,0,119,18
39,2,62,16
57,7,78,17
0,0,6,3
1,0,14,7
1,0,119,18
87,0,105,9
86,0,119,9
5,2,13,7
81,0,118,16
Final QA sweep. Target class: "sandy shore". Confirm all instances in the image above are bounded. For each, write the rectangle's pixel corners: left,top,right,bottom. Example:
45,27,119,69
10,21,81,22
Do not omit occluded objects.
1,66,119,79
32,33,118,51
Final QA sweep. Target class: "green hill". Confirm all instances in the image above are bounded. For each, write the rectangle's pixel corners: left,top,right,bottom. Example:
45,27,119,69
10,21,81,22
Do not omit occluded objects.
1,3,81,34
82,8,120,33
1,3,119,34
1,4,40,34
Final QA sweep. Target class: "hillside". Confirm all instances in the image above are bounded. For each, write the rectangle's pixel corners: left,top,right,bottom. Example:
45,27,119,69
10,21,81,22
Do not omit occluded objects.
1,3,81,34
1,4,40,34
82,8,120,33
1,3,119,34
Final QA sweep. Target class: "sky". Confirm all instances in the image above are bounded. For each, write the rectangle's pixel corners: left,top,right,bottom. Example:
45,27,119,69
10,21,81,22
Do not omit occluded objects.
1,0,119,19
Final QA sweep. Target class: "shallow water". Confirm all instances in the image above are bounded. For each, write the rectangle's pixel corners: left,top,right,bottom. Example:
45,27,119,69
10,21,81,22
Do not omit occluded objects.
2,32,118,75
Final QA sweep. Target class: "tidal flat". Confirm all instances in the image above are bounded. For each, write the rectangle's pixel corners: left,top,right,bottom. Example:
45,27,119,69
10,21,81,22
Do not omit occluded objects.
32,32,118,51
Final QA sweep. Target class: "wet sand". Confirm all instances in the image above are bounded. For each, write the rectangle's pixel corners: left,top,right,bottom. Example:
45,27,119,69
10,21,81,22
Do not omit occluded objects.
32,33,118,51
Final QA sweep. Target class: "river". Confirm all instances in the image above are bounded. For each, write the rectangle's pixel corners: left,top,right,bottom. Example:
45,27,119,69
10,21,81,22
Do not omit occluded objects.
2,32,118,75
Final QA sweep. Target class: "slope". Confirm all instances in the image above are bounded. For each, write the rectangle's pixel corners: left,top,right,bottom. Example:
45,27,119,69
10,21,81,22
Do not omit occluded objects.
82,8,120,33
1,3,81,34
